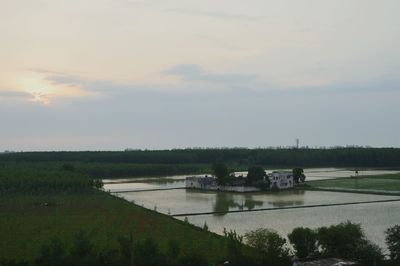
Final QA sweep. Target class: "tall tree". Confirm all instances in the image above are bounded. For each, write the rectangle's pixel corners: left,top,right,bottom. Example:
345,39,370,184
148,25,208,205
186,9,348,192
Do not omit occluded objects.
246,166,266,184
292,168,306,183
212,163,230,184
386,225,400,263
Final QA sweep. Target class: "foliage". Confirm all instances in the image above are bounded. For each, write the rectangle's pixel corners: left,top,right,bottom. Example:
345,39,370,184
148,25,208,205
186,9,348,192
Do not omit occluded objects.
176,253,210,266
34,237,68,266
385,225,400,263
354,239,384,266
244,228,290,266
316,221,364,258
134,237,167,266
0,166,99,195
212,163,234,185
166,239,180,262
2,147,400,167
223,228,243,243
202,222,209,232
212,163,229,179
292,168,306,183
117,233,134,266
288,227,317,258
0,192,257,264
246,166,266,184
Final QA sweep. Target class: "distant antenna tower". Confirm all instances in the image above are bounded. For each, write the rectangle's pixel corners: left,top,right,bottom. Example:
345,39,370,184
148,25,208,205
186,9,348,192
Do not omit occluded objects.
295,138,299,149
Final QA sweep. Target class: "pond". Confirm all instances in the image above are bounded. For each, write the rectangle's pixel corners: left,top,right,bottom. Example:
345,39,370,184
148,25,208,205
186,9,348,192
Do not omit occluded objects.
103,168,400,250
103,168,400,192
182,201,400,253
112,189,400,216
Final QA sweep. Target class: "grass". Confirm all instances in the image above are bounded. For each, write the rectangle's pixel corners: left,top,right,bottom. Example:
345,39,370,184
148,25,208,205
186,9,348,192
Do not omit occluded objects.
304,174,400,192
0,191,245,262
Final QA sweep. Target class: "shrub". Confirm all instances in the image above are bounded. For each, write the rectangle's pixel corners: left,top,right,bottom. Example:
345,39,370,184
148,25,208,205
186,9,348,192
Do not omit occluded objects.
385,225,400,263
316,221,364,258
288,227,317,258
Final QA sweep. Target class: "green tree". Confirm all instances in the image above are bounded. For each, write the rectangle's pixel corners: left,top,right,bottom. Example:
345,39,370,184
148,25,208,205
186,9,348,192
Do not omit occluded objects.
246,166,266,185
385,225,400,263
354,239,383,266
212,163,230,185
288,227,317,258
316,221,364,258
292,168,306,183
244,228,290,266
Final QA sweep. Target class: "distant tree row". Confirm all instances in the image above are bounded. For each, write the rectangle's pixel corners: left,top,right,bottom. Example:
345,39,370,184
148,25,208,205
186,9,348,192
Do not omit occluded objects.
0,165,102,195
1,147,400,167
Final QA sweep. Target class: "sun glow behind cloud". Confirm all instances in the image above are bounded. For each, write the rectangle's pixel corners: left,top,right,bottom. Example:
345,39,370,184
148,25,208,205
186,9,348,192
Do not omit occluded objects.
16,73,92,104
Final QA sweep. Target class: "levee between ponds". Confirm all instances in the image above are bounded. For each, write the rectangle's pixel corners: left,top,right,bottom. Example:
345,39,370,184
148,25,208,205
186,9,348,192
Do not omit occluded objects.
172,198,400,217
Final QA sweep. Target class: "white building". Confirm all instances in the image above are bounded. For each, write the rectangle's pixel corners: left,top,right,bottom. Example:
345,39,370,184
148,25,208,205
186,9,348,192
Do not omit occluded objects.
185,176,260,192
269,171,294,189
185,175,217,189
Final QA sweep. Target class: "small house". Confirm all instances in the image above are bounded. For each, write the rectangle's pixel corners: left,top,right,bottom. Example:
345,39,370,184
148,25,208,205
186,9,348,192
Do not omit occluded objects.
269,171,294,189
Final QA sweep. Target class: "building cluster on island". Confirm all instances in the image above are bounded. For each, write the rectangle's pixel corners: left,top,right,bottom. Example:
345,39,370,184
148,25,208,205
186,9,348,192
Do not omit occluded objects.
185,165,306,192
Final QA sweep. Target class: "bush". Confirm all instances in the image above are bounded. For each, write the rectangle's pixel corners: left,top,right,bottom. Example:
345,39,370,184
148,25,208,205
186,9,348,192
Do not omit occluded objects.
177,253,210,266
316,221,364,258
354,239,384,266
134,237,167,266
244,228,290,266
288,227,317,258
385,225,400,264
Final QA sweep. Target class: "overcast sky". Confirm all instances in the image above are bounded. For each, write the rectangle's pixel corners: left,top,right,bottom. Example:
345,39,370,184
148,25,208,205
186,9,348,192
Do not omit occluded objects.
1,0,400,151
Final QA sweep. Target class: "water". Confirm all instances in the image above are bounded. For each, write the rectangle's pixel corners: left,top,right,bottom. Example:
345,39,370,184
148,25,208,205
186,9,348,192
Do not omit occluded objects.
103,168,400,250
181,201,400,253
103,168,400,192
114,189,400,216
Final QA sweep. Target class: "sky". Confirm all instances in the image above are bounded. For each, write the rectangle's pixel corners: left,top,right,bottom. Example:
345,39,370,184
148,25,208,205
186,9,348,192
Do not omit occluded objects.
1,0,400,151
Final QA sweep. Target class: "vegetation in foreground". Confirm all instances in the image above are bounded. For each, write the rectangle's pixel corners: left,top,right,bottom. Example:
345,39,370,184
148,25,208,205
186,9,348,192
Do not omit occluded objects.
1,155,400,265
0,192,260,265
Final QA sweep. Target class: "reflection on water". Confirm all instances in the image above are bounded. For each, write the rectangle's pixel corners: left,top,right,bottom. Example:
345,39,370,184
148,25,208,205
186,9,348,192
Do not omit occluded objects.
267,190,305,208
183,201,400,251
106,169,400,250
115,188,400,218
213,193,264,216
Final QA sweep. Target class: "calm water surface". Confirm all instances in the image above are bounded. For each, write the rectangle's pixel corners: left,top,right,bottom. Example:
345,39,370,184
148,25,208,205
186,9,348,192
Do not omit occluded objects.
115,189,400,216
181,201,400,252
103,168,400,250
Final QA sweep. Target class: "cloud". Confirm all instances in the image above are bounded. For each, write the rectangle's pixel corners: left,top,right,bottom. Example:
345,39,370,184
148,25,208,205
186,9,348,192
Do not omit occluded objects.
45,74,90,88
167,8,265,21
0,90,32,100
162,64,256,85
40,66,400,105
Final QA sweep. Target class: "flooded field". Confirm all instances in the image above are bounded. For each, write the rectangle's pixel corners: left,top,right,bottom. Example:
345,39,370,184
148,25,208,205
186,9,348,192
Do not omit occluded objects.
182,201,400,252
113,189,400,216
103,168,400,250
103,168,400,192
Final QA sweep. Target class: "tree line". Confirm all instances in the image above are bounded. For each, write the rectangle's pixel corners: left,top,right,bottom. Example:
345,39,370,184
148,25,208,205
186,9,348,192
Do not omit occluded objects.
0,164,102,195
1,147,400,167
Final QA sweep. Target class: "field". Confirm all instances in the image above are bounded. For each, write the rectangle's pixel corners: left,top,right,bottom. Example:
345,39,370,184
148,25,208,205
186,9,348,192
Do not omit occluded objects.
305,174,400,193
0,191,243,262
1,150,400,264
